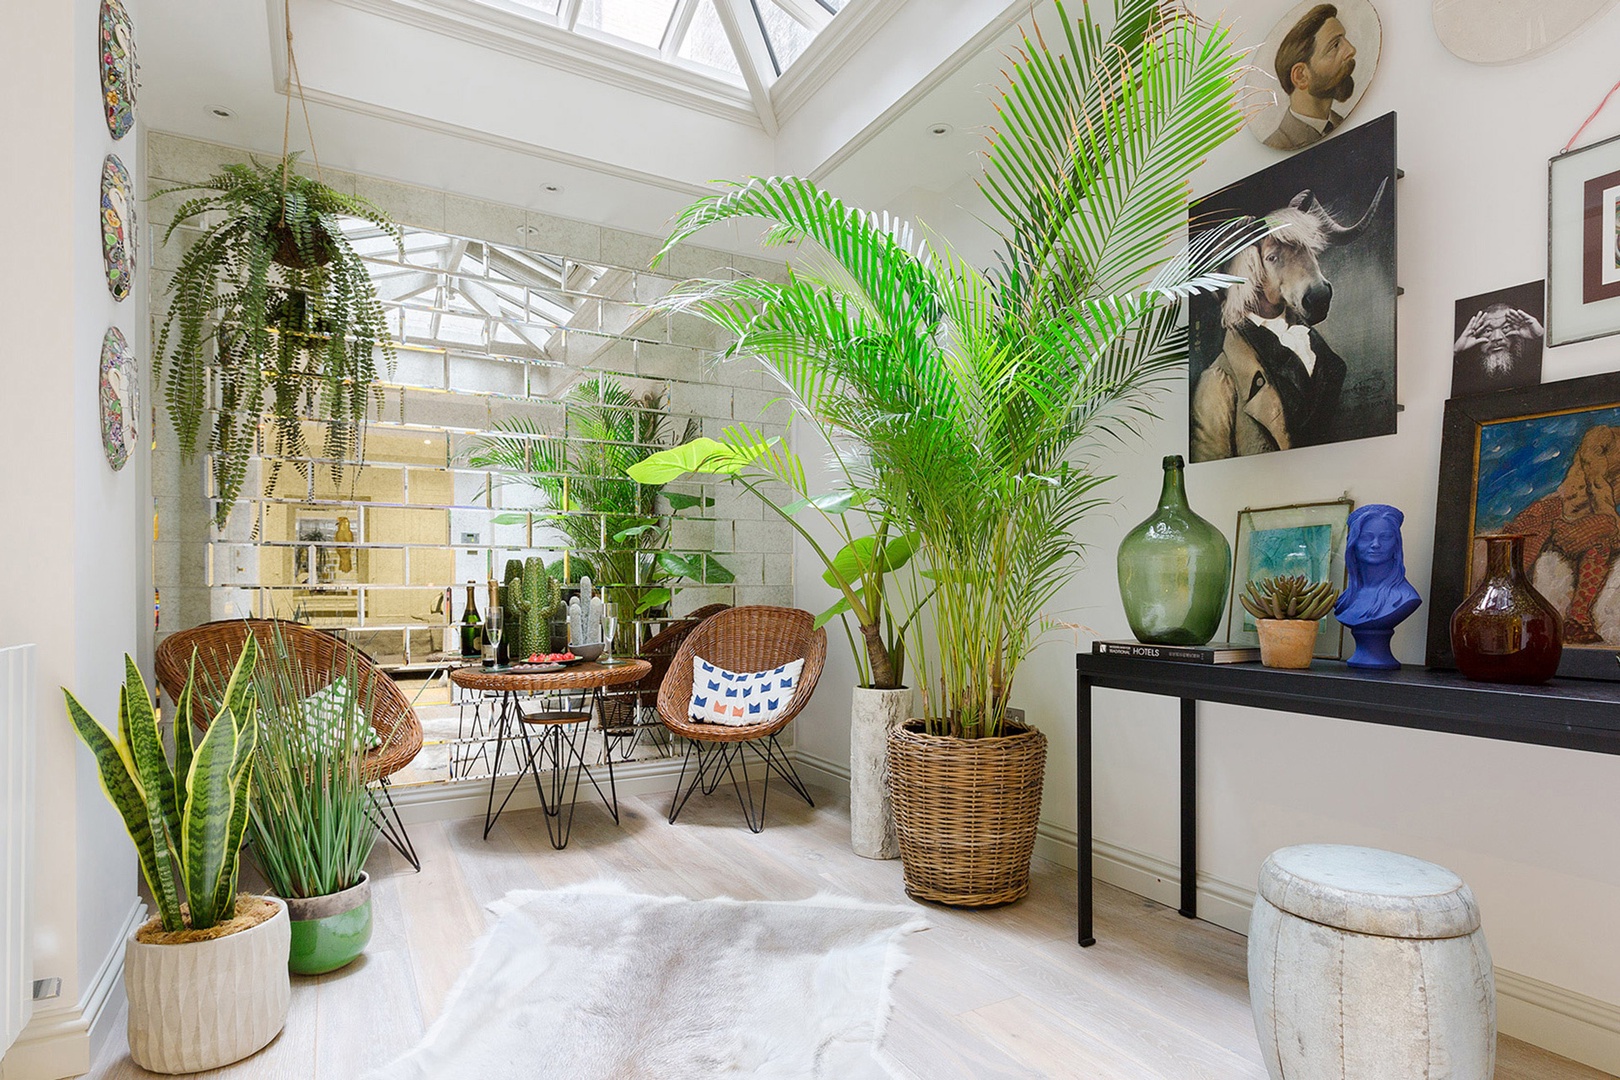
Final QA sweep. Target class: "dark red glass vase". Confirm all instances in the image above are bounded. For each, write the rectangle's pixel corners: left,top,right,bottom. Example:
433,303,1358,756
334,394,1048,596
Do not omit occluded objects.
1449,534,1562,684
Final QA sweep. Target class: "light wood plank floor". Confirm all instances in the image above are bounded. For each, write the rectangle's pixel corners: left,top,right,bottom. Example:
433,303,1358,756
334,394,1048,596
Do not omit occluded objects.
89,781,1613,1079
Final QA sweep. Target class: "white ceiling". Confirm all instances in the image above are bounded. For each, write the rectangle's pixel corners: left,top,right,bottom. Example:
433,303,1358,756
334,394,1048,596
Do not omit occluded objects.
136,0,1051,247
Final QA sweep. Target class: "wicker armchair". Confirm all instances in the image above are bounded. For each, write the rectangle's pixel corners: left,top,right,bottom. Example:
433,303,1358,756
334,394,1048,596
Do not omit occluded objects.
656,606,826,832
154,619,424,869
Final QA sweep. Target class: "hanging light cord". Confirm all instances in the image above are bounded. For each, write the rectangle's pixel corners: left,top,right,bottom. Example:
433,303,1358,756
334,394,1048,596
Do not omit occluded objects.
1563,75,1620,154
279,0,325,218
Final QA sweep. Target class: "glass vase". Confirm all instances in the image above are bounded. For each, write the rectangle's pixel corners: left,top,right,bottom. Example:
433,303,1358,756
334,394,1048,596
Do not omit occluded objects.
1450,533,1562,684
1117,455,1231,645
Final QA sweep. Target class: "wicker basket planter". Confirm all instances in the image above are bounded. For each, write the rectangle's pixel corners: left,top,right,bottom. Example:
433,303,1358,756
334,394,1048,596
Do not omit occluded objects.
888,718,1048,907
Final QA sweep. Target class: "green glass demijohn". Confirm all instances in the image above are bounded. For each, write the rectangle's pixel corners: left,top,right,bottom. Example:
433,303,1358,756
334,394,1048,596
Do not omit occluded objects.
1117,455,1231,645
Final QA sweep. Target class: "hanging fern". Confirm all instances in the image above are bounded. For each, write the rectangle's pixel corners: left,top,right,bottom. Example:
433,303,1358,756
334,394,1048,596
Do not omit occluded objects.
154,153,401,526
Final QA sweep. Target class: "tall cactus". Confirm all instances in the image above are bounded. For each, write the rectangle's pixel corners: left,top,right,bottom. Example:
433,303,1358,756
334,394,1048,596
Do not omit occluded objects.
502,559,526,655
519,557,563,658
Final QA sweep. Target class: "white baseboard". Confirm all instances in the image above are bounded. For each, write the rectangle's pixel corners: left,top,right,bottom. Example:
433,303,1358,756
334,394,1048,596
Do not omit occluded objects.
789,750,850,790
0,900,142,1080
1496,968,1620,1076
384,750,788,827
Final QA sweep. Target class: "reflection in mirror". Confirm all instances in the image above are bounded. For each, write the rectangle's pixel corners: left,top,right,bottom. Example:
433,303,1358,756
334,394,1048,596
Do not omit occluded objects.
162,213,790,784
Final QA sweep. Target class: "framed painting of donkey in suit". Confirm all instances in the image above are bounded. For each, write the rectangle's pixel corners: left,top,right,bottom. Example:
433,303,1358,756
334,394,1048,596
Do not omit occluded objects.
1188,111,1398,463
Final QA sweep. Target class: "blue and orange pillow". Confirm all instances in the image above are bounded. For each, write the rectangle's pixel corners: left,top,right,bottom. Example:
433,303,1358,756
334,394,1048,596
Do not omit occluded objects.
688,656,805,727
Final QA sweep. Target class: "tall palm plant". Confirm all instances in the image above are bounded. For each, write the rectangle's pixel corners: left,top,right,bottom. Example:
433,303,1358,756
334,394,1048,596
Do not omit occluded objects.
647,0,1257,737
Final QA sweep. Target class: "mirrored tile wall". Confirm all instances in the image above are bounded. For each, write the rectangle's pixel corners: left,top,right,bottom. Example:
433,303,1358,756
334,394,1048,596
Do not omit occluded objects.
148,135,795,670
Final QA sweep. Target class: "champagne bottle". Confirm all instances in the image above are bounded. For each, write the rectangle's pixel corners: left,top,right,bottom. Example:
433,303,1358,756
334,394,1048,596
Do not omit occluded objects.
459,581,482,658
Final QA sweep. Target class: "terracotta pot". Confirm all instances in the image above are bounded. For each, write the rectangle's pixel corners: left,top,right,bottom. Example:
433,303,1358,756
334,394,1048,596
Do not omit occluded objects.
124,897,291,1073
1256,619,1318,669
887,718,1047,907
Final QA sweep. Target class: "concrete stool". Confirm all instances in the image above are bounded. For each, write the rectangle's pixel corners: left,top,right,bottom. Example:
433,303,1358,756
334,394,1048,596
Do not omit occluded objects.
1248,844,1496,1079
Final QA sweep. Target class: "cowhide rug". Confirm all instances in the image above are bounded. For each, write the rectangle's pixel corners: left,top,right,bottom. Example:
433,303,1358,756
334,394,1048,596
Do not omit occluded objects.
366,882,927,1079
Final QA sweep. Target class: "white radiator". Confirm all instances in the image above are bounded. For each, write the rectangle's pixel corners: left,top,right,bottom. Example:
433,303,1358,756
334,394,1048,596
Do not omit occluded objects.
0,645,35,1055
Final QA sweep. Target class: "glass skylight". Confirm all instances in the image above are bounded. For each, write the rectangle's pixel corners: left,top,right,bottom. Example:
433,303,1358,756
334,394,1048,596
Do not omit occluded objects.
469,0,842,93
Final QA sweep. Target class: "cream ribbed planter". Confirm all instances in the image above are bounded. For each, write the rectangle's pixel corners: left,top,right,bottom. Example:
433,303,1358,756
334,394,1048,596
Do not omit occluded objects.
850,686,910,860
124,897,291,1074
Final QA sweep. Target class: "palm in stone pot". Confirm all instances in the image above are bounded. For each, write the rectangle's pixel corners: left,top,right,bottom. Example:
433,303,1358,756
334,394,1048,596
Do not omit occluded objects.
643,0,1258,903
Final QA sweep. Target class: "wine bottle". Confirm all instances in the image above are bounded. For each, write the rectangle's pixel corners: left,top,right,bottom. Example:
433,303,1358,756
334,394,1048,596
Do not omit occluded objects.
460,581,482,658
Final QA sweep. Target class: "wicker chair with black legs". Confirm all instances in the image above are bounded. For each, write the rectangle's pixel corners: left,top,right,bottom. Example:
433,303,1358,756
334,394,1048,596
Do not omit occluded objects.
656,605,826,832
154,619,425,871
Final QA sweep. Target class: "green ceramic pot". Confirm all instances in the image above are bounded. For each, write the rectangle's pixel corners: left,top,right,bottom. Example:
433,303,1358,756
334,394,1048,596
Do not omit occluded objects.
283,872,373,975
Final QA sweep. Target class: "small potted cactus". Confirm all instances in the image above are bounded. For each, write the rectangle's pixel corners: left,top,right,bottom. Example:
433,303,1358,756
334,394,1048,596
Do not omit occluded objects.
1241,575,1340,669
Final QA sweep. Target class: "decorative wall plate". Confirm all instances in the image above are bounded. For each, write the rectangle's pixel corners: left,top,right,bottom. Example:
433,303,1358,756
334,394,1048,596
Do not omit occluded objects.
99,0,137,139
1433,0,1618,65
101,154,134,301
100,327,138,471
1244,0,1382,154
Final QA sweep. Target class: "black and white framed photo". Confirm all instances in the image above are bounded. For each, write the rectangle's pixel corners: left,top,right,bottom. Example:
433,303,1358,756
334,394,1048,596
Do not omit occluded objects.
1451,280,1545,396
1188,112,1398,463
1549,132,1620,345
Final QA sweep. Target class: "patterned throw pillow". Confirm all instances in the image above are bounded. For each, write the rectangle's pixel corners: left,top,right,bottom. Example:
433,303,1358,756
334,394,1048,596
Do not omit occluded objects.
304,676,382,751
688,656,805,727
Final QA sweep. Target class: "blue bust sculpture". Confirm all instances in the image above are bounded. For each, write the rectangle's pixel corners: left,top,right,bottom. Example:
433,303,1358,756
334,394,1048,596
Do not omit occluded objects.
1333,504,1423,669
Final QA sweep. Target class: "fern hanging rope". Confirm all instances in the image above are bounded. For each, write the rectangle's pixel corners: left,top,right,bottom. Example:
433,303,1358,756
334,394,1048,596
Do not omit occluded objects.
153,0,400,526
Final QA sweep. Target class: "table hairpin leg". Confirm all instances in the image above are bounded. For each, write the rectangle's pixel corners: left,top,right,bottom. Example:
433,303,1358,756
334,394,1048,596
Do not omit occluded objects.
482,690,520,839
483,688,620,848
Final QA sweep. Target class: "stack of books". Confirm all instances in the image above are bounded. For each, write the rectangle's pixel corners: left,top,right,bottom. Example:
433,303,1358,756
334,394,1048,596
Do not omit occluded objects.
1091,640,1261,664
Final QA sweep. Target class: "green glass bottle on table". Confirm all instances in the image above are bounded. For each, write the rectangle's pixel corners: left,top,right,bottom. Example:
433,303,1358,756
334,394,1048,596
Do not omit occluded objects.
1116,455,1231,645
460,580,482,658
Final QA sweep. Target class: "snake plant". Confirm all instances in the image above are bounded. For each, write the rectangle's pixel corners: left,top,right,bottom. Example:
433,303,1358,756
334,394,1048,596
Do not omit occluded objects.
154,154,400,527
64,641,259,933
640,0,1259,736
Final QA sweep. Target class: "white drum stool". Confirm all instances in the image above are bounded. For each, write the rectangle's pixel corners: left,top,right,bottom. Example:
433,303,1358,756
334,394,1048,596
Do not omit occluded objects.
1248,844,1496,1080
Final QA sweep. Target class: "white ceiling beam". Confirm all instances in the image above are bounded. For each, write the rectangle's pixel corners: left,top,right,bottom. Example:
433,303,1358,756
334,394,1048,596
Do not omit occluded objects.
772,0,831,32
662,0,701,59
713,0,779,135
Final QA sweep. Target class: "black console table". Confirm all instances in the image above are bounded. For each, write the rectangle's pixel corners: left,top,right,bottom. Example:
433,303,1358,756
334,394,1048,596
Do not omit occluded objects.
1073,653,1620,946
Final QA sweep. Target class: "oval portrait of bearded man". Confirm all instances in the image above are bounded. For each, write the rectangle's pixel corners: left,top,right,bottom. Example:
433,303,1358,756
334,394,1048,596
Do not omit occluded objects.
1245,0,1383,154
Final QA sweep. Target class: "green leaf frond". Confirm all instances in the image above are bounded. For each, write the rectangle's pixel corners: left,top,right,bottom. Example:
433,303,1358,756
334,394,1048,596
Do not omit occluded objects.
153,153,402,527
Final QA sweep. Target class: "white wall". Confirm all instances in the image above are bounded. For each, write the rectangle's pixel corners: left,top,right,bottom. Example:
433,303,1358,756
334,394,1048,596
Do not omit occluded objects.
0,0,147,1075
793,0,1620,1069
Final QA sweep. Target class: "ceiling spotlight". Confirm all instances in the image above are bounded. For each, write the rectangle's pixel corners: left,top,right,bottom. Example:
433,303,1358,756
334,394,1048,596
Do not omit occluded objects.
927,122,953,137
207,105,236,120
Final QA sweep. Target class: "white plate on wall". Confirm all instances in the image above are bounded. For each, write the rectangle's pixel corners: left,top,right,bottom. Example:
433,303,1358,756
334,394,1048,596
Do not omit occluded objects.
1433,0,1620,65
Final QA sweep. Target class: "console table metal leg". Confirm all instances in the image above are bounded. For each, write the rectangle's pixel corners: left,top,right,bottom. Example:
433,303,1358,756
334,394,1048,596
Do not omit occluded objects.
1078,675,1095,947
1180,697,1198,921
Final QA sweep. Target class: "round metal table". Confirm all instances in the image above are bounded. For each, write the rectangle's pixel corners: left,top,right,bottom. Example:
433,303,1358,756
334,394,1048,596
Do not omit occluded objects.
450,660,652,849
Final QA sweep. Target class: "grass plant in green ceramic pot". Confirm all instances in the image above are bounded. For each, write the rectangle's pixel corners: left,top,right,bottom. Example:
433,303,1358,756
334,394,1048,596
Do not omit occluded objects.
244,627,378,974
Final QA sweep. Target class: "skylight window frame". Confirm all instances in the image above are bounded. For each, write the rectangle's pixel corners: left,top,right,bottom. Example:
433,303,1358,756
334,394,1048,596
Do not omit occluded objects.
337,0,893,131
